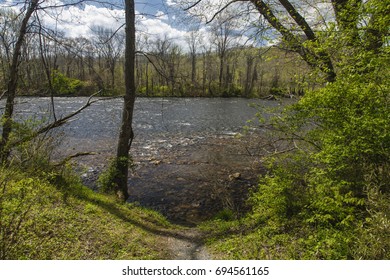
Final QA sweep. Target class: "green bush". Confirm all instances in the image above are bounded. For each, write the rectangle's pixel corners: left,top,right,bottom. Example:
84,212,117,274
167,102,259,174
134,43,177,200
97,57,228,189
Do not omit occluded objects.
52,70,83,95
97,156,134,194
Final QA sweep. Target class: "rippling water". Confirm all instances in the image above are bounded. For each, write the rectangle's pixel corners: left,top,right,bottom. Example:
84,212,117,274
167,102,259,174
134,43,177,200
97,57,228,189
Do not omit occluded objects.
5,97,279,141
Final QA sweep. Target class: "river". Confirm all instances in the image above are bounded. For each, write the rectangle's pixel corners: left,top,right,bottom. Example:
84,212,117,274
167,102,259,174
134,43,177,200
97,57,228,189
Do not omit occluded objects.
9,97,276,138
3,97,283,224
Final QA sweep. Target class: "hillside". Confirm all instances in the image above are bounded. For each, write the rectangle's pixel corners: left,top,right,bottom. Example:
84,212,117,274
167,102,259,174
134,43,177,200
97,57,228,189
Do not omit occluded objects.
0,167,179,259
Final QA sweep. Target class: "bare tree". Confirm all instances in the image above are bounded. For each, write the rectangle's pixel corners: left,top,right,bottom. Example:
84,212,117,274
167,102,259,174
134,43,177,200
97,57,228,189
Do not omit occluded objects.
186,28,202,87
91,26,125,92
112,0,136,200
210,13,239,92
0,0,40,163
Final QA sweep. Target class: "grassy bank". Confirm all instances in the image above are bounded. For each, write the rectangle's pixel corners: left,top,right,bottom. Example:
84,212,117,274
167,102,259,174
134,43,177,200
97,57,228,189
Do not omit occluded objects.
0,166,174,260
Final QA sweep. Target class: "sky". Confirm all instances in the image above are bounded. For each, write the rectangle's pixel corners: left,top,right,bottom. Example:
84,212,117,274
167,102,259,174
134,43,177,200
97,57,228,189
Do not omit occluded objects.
0,0,262,51
0,0,188,41
1,0,333,51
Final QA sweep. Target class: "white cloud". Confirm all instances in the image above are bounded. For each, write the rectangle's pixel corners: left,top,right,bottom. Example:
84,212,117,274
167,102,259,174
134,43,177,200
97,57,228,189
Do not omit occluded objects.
155,10,168,21
41,2,125,38
138,16,188,46
40,1,191,49
0,0,257,52
166,0,176,6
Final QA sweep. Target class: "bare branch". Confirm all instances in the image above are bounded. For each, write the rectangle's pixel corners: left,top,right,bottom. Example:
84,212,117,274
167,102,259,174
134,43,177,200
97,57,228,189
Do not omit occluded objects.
9,90,104,148
54,152,97,166
97,23,126,45
205,0,240,24
136,51,182,85
184,0,203,11
0,90,6,101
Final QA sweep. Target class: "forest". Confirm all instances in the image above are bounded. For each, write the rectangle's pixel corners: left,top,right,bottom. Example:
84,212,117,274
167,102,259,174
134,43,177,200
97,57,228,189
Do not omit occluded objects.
0,10,311,98
0,0,389,260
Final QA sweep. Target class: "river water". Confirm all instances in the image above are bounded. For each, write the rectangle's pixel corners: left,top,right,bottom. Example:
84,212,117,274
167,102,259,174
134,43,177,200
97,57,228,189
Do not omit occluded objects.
9,97,274,138
4,97,283,224
7,97,280,159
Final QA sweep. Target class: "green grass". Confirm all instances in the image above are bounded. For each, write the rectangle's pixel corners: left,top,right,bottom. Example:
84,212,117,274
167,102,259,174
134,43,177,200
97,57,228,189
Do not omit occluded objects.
0,167,174,260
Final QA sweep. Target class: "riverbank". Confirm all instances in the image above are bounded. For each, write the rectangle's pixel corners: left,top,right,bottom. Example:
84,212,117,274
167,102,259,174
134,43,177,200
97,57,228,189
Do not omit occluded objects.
76,132,264,226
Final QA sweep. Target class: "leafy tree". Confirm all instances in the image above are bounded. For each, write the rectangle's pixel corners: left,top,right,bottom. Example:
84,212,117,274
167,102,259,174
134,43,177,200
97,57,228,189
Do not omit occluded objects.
176,0,390,83
200,0,390,259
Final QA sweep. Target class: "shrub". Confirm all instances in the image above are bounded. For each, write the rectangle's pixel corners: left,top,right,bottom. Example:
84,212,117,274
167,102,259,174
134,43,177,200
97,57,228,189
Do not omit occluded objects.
52,70,83,95
97,157,134,195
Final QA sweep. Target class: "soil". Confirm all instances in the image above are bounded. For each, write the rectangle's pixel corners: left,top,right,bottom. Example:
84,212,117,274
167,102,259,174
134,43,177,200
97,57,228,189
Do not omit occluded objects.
166,228,210,260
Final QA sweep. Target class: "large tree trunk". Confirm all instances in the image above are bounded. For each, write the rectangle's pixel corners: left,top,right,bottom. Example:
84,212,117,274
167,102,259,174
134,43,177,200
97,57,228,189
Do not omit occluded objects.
250,0,336,83
113,0,136,201
0,0,39,163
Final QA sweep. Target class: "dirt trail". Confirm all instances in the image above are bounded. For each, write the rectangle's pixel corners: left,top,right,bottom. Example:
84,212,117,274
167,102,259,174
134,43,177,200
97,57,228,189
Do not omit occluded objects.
166,227,210,260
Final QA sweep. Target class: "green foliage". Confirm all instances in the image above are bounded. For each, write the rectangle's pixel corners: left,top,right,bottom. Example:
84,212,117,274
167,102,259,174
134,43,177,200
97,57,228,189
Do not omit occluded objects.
97,156,134,194
51,70,83,95
0,166,170,259
0,120,170,259
202,42,390,259
214,209,235,221
11,121,61,175
0,169,58,259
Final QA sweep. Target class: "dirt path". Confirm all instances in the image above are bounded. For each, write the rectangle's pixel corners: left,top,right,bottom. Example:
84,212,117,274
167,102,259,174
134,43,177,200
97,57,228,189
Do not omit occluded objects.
166,227,211,260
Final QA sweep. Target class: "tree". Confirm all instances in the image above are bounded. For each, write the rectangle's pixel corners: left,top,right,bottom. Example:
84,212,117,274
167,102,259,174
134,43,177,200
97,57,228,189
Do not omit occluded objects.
186,28,202,87
176,0,389,83
111,0,136,201
91,26,125,92
0,0,39,163
248,0,336,82
211,15,237,90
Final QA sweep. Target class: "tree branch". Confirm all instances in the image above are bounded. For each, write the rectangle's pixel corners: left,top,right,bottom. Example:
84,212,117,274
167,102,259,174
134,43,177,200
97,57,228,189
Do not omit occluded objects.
184,0,203,11
279,0,315,40
136,51,183,85
53,152,97,166
0,90,6,101
9,91,104,148
205,0,240,24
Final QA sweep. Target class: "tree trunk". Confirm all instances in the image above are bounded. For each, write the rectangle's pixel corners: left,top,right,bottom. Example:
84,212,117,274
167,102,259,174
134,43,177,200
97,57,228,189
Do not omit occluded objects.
191,53,196,86
0,0,39,163
245,56,254,97
113,0,136,201
250,0,336,82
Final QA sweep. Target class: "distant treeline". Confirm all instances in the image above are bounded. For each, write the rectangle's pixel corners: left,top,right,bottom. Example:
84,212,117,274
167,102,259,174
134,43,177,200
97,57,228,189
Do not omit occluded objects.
0,9,314,98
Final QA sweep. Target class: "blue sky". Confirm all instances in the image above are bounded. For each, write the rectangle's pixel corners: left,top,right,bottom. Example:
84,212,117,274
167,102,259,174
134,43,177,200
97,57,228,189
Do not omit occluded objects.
0,0,268,50
136,0,167,16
